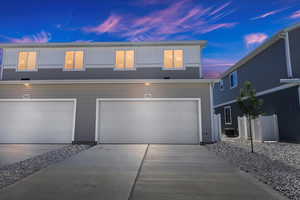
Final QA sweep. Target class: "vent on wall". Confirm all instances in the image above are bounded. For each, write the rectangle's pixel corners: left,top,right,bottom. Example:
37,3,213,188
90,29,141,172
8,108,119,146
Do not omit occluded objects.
21,78,31,80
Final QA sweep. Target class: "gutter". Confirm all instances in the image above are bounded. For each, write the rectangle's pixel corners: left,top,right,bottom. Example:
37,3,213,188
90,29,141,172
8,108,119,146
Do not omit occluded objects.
0,79,220,85
280,79,300,84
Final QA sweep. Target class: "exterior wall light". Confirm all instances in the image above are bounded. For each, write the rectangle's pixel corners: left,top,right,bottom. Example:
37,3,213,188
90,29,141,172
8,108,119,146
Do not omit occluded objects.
24,83,30,87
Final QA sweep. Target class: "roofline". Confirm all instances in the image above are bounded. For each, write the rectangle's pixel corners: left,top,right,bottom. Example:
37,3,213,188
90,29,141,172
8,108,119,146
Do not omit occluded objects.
220,22,300,79
0,40,207,48
0,79,219,85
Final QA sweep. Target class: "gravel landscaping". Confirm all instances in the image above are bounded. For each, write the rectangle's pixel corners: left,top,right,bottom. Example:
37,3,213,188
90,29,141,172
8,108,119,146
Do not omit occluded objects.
0,145,91,190
205,140,300,200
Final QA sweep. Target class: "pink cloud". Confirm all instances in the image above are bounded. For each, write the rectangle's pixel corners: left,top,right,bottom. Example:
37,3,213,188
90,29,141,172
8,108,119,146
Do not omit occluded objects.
82,1,237,41
83,14,122,34
290,10,300,19
202,58,236,78
209,2,232,16
244,33,268,47
199,23,237,34
251,8,286,20
9,31,51,43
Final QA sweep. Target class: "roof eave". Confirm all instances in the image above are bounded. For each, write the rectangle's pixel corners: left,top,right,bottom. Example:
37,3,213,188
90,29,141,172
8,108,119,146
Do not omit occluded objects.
0,40,207,48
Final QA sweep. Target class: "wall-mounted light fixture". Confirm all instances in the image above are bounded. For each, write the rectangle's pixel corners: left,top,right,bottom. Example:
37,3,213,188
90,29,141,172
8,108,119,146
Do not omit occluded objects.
24,83,30,87
144,82,151,86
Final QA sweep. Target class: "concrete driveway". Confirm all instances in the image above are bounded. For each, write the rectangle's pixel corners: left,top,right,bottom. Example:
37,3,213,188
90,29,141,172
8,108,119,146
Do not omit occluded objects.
0,144,67,167
0,144,286,200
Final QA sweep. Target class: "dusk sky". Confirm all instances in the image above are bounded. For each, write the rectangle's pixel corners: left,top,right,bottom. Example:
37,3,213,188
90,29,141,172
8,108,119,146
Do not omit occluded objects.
1,0,300,78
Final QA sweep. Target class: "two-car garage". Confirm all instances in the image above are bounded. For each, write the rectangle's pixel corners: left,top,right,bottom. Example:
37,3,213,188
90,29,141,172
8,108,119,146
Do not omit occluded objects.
0,98,202,144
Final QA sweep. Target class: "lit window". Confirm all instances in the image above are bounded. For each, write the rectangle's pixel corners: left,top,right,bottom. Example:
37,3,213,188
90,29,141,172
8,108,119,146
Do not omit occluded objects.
230,71,238,88
64,51,84,70
115,50,135,69
224,106,232,124
164,49,184,69
18,51,37,71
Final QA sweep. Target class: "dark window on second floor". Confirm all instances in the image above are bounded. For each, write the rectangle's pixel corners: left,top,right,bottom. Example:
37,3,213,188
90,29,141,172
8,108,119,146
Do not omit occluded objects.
220,80,224,91
230,71,238,89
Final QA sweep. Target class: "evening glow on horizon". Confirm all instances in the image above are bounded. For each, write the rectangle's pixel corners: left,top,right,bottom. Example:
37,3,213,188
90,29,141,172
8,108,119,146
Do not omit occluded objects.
1,0,300,78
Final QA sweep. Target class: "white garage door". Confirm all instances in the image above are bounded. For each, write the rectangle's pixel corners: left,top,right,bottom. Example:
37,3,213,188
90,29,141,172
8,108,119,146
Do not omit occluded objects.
0,99,76,143
96,99,201,144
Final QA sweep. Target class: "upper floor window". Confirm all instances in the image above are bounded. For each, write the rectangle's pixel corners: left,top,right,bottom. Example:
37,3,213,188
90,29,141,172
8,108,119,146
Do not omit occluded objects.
64,51,84,70
18,51,37,71
163,49,184,69
220,80,224,91
230,71,238,89
115,50,135,70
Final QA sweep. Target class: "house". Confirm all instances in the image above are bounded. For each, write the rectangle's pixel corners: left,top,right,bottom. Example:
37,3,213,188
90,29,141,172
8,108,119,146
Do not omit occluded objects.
213,23,300,143
0,41,218,144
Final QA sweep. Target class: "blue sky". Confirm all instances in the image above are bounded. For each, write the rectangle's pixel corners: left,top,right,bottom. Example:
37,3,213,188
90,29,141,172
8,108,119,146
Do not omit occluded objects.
1,0,300,77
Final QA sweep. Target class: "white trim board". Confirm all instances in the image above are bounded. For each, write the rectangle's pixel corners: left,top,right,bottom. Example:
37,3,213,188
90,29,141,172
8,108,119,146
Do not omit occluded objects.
214,83,298,108
95,98,203,144
0,98,77,142
0,79,219,85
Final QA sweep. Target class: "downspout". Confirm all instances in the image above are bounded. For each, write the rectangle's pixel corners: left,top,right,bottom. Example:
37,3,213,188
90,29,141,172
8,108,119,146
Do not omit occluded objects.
0,48,4,80
209,82,215,142
283,32,293,78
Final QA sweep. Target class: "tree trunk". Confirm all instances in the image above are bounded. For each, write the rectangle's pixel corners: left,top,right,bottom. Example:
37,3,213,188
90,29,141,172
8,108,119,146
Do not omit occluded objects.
248,115,254,153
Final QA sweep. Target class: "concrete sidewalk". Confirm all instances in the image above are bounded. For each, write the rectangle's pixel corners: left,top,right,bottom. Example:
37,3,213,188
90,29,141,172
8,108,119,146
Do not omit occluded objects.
0,144,147,200
131,145,286,200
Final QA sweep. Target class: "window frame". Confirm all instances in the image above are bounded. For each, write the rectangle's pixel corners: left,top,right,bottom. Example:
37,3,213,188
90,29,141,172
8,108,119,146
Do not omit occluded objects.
16,50,39,72
230,71,238,89
114,49,136,71
224,106,232,125
162,49,185,70
220,79,224,91
63,50,85,71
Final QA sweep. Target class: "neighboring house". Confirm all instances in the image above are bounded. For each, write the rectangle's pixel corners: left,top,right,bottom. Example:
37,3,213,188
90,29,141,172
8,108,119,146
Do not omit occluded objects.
213,23,300,143
0,41,218,144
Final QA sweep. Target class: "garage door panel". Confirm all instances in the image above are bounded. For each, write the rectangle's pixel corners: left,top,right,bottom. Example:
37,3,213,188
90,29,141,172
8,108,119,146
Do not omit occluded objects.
0,100,75,143
98,100,200,144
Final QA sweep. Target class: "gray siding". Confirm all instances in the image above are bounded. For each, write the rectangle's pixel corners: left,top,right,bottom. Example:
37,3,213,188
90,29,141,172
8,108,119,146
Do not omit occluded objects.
0,83,213,143
214,39,288,105
289,26,300,78
2,67,200,80
215,86,300,142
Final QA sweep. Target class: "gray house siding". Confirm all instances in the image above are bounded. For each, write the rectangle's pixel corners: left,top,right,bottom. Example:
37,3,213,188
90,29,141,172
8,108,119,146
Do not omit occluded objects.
0,83,213,143
289,26,300,78
215,86,300,142
2,67,199,80
214,39,288,106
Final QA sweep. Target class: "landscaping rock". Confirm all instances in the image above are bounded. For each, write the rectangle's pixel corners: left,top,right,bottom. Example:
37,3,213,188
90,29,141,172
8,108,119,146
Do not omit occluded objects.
0,145,91,190
206,141,300,200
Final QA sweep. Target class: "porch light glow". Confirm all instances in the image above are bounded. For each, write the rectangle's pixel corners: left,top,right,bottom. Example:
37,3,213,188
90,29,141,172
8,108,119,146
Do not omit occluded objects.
145,82,151,86
24,83,30,87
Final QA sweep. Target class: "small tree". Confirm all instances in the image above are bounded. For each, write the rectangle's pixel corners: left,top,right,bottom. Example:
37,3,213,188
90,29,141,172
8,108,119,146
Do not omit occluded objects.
237,81,263,153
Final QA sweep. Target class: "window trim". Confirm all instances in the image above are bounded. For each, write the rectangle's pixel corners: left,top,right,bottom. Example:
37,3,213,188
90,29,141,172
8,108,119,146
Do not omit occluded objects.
63,50,86,71
219,79,224,91
224,106,232,125
114,49,136,71
229,71,238,89
162,49,185,70
16,50,39,72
